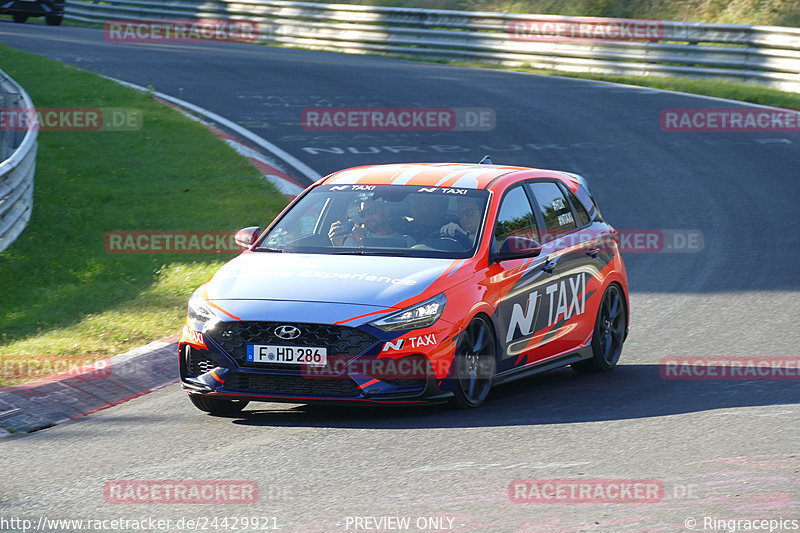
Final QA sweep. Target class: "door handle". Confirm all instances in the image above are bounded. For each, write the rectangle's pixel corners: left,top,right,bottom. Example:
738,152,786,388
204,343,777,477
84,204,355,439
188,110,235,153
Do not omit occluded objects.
586,247,600,259
542,257,558,274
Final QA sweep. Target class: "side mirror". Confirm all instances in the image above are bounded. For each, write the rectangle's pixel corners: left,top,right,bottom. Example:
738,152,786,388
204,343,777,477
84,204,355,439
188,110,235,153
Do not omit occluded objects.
493,236,542,262
234,226,262,248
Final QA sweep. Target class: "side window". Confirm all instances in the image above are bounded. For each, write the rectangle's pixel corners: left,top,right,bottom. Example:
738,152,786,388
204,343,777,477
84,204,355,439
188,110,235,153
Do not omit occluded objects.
493,185,538,254
561,185,591,227
529,182,577,241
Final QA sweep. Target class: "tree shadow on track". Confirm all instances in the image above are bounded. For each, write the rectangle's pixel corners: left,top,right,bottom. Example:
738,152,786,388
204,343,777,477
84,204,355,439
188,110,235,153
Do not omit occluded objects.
228,363,800,429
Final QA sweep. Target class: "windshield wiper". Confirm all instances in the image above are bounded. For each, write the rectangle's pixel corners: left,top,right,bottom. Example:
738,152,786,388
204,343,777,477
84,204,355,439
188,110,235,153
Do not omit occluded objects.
330,250,403,256
256,247,285,253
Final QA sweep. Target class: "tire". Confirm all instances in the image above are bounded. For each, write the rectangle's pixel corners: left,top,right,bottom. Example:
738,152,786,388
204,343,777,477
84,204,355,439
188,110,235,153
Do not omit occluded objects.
572,283,627,373
452,315,497,408
45,14,63,26
188,394,249,415
12,14,28,23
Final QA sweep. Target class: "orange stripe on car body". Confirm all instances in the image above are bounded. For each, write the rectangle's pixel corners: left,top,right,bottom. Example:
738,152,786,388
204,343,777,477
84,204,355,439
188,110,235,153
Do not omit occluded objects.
333,308,392,325
206,301,242,321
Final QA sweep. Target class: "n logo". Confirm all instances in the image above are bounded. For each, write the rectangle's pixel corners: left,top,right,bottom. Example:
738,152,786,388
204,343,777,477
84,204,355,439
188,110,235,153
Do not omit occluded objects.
506,291,541,343
382,339,406,352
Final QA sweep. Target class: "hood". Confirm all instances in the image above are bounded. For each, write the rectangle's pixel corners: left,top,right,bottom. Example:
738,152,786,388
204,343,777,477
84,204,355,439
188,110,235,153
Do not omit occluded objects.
203,252,465,310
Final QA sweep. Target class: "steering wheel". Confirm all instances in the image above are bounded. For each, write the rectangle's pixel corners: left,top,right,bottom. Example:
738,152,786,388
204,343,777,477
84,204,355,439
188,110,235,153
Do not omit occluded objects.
422,232,470,251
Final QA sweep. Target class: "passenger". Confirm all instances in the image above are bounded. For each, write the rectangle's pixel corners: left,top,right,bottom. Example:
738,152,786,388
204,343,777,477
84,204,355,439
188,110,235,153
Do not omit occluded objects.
329,198,413,247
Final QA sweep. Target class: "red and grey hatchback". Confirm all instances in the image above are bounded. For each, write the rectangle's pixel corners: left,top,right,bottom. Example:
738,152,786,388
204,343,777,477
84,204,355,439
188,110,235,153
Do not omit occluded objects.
180,161,629,413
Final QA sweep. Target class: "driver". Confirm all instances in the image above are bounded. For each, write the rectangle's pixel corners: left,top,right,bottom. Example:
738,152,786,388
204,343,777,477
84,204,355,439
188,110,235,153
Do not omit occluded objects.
329,198,411,246
440,197,483,243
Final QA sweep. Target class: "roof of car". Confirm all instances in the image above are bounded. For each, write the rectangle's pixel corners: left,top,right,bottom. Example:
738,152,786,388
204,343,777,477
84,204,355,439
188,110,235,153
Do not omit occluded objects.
321,163,531,190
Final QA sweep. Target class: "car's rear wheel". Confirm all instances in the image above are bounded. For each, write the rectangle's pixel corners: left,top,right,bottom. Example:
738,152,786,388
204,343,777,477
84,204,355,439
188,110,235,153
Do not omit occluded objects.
188,394,249,415
12,14,28,23
452,316,496,408
45,14,63,26
573,282,626,373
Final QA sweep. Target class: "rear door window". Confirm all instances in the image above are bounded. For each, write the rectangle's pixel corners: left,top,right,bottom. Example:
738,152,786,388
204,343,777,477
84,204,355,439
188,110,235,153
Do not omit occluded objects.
528,181,577,241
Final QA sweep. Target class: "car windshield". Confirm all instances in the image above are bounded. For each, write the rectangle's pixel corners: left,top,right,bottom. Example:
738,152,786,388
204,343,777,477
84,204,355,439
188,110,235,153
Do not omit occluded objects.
258,184,490,258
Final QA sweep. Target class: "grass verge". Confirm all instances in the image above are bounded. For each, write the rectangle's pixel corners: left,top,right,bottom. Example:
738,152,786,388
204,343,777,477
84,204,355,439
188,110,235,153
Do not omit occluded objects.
0,44,289,386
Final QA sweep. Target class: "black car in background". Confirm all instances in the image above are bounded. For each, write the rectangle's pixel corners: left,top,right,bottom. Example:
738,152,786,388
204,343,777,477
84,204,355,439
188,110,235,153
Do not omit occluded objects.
1,0,64,25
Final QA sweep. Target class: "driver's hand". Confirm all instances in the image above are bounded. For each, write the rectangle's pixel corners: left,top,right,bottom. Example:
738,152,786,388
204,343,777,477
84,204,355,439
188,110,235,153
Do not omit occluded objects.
440,222,466,237
329,220,352,246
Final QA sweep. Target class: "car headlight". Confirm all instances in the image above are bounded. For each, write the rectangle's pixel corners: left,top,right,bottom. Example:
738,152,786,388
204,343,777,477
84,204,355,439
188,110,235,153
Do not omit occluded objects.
187,294,219,329
369,293,446,332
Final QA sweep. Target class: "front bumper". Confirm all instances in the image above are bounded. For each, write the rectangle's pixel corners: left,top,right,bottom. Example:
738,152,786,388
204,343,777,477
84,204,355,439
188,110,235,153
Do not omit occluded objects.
182,380,453,406
179,324,457,405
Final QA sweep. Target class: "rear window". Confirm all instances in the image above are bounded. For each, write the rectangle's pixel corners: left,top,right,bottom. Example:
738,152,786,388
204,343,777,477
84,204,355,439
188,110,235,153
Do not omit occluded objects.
563,185,591,227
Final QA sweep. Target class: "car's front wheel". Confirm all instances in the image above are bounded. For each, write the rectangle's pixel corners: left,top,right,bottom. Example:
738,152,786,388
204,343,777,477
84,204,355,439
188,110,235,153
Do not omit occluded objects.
12,14,28,23
188,394,249,415
45,14,63,26
452,316,496,408
573,282,627,373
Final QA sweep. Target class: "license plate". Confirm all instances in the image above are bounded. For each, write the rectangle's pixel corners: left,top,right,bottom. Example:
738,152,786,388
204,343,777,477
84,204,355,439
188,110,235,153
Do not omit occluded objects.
246,345,327,366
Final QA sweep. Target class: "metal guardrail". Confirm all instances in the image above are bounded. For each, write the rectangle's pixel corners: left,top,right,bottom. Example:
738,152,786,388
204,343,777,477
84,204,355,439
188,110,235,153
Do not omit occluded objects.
0,70,37,254
66,0,800,92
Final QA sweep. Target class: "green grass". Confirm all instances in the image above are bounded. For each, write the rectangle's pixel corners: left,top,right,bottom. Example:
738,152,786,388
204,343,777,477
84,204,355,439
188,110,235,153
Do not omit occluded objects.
0,45,288,385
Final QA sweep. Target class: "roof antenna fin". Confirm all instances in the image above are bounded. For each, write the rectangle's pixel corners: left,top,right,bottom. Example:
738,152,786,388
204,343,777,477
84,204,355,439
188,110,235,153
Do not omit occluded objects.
479,155,493,165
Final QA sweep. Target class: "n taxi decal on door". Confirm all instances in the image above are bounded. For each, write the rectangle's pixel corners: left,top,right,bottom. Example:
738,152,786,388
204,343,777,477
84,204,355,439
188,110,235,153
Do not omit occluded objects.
506,273,587,343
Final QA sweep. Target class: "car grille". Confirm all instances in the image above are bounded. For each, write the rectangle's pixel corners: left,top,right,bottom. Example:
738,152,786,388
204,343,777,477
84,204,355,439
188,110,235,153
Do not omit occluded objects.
187,350,219,376
207,321,379,370
382,378,427,388
224,373,360,397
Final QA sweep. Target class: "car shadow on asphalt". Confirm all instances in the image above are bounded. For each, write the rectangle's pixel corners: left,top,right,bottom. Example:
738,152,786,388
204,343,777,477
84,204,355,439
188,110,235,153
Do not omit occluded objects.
228,363,800,429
